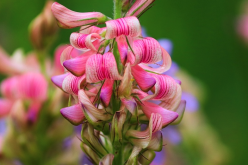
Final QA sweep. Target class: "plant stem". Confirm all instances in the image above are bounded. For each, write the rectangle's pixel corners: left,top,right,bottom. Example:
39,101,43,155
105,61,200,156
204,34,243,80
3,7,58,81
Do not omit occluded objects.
112,1,124,164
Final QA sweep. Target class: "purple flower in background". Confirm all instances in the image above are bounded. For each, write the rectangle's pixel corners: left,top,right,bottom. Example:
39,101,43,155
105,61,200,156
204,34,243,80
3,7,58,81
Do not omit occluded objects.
81,155,93,165
182,92,199,112
151,149,167,165
0,119,6,135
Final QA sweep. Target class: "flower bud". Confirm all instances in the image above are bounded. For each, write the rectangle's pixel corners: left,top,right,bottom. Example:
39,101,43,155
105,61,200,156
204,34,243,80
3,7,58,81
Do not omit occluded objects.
29,1,58,50
51,2,110,29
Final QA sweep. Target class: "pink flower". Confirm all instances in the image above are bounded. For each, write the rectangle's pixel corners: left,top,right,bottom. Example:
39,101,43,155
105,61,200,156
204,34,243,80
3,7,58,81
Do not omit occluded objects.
51,2,109,29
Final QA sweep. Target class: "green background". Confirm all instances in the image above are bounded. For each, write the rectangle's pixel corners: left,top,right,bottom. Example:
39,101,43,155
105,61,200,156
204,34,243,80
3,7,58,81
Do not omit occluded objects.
0,0,247,164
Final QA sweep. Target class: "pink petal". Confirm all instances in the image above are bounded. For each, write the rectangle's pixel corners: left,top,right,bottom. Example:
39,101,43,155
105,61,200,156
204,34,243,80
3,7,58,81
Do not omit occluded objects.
140,101,178,127
51,2,108,29
70,33,101,51
0,99,13,118
105,16,141,39
1,77,20,100
131,65,156,91
18,73,48,102
100,79,114,107
51,73,68,89
128,37,163,66
62,74,86,95
142,74,181,101
139,46,172,74
63,50,94,76
103,52,122,80
126,0,155,17
60,104,85,125
60,45,74,68
86,54,104,83
86,53,122,83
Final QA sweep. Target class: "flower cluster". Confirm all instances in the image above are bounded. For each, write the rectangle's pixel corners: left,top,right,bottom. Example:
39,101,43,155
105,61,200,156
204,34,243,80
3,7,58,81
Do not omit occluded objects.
51,1,185,164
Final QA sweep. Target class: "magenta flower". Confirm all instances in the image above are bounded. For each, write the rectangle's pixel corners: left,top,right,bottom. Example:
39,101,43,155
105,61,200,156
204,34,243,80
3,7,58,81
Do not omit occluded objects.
51,1,186,164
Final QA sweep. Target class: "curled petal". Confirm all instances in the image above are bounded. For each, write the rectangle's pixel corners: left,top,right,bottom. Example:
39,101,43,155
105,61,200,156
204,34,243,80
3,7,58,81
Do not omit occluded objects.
131,65,156,91
126,113,162,148
51,2,109,29
62,74,86,95
70,33,101,51
100,80,114,107
126,0,155,17
105,16,141,39
63,50,94,76
51,73,68,89
78,90,111,122
86,53,122,83
139,47,172,74
60,104,85,125
140,101,178,127
128,37,163,66
80,26,107,35
142,74,181,101
0,99,13,118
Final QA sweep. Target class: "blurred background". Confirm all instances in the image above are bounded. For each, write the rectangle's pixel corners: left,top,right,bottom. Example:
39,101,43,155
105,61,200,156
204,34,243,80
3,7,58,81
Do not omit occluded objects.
0,0,247,165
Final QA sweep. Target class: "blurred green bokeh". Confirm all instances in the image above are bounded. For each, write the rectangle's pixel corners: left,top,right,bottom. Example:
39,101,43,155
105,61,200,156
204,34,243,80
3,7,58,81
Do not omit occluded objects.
0,0,247,164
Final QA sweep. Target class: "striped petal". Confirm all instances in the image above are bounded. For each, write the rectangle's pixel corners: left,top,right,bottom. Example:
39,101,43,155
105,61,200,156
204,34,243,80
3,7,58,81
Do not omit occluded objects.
86,53,122,83
60,104,85,125
62,74,86,95
70,33,101,51
116,35,128,64
51,2,109,29
105,16,141,39
139,47,172,74
128,37,163,66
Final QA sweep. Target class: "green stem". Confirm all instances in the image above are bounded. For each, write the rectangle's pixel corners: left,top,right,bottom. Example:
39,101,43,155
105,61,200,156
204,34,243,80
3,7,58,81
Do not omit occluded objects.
114,0,122,19
111,1,124,165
